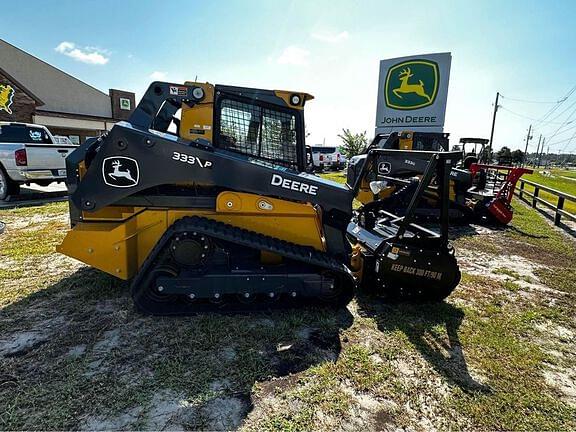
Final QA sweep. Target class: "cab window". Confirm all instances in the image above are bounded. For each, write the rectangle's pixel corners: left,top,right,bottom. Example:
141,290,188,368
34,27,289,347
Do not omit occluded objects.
218,98,298,169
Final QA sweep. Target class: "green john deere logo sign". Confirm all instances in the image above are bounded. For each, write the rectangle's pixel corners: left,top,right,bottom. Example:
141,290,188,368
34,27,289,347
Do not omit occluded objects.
385,60,439,110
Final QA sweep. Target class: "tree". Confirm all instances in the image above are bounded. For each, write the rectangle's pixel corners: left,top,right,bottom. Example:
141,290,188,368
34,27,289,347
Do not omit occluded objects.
511,149,524,165
338,129,368,158
496,146,512,165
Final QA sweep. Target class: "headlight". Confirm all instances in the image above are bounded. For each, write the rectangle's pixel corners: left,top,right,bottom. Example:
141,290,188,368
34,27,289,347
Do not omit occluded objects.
192,87,205,100
290,94,301,105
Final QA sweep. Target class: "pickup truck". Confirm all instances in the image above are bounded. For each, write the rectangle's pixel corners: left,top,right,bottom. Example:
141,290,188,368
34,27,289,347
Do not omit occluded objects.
0,122,76,200
310,146,346,171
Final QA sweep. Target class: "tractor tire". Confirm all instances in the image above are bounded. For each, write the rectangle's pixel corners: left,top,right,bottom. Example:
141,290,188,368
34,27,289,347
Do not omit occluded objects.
463,156,478,170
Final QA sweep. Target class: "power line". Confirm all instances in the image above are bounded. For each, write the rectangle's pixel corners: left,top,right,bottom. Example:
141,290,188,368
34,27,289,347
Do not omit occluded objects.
539,121,576,137
542,96,576,125
499,106,574,125
546,134,576,147
500,94,568,104
559,130,576,152
545,103,576,144
534,86,576,125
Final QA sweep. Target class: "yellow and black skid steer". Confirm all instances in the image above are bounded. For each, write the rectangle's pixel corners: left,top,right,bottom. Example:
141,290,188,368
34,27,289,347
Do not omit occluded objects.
57,81,461,314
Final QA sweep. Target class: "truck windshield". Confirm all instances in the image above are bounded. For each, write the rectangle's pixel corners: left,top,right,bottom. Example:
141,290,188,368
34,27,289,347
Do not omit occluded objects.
311,147,336,154
0,125,53,144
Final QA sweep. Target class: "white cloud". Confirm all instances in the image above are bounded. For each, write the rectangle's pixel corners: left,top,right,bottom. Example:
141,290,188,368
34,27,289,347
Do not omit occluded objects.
150,71,167,80
277,46,310,66
311,31,349,43
55,41,109,65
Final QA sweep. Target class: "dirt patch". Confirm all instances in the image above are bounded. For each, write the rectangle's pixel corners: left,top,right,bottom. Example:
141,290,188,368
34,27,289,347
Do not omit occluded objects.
82,389,201,431
220,346,237,362
67,344,86,359
83,329,122,377
200,395,250,431
81,407,143,431
341,392,399,431
459,250,540,281
254,374,302,403
4,213,68,231
145,390,195,430
0,316,65,357
544,367,576,408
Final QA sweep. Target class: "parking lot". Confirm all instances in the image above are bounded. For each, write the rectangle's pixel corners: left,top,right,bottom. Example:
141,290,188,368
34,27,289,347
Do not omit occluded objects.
0,183,67,210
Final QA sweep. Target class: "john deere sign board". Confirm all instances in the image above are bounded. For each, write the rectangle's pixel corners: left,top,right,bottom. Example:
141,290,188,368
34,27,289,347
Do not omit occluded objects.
376,52,451,134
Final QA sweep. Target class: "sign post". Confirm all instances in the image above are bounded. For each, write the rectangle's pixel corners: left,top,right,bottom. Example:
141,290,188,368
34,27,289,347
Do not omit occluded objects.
375,52,452,135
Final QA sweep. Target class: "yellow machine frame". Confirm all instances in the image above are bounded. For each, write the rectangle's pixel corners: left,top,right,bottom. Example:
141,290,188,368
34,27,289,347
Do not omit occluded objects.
57,192,325,280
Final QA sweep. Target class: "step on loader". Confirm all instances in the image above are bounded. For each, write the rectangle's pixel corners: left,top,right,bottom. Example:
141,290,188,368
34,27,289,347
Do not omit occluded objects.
57,81,461,314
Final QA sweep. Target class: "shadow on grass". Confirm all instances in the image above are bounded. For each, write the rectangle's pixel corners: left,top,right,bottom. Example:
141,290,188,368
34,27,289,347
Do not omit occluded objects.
0,267,354,430
506,225,549,239
447,220,506,239
516,197,576,238
357,296,491,394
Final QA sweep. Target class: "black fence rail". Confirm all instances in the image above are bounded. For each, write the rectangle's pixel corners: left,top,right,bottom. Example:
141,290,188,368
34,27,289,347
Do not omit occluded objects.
516,178,576,226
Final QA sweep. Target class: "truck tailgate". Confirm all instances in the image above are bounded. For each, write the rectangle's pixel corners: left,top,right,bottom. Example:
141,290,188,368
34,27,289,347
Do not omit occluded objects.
25,144,75,171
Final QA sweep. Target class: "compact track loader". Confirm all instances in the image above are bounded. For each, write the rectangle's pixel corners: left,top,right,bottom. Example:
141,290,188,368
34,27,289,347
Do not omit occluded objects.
58,81,461,314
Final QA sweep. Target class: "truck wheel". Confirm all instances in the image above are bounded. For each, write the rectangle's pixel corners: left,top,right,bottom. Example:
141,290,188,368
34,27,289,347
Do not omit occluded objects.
0,168,20,201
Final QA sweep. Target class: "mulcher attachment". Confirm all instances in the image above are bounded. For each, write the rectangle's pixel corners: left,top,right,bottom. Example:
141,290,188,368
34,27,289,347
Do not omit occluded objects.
132,216,355,315
467,163,533,224
347,150,461,302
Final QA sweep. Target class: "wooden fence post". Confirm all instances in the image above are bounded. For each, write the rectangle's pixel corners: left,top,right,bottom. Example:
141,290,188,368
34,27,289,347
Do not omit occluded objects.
532,187,539,208
555,196,565,226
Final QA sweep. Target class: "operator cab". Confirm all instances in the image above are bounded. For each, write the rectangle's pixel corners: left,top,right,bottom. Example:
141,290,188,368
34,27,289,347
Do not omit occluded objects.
457,137,489,168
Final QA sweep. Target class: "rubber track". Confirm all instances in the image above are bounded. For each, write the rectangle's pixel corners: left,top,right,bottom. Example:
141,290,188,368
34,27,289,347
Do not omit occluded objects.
131,216,355,314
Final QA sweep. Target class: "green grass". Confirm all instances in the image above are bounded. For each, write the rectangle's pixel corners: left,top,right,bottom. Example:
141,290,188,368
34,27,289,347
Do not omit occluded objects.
0,224,67,261
1,188,575,431
554,168,576,179
453,305,574,431
493,267,534,284
534,267,576,294
0,201,68,218
504,198,576,265
522,168,576,214
319,170,347,184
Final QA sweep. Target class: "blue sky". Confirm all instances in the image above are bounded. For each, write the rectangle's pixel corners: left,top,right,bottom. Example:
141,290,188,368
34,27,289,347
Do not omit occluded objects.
2,0,576,153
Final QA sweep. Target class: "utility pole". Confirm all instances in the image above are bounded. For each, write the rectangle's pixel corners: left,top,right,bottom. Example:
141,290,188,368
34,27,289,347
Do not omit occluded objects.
523,124,532,166
488,92,500,162
534,134,542,167
537,137,545,168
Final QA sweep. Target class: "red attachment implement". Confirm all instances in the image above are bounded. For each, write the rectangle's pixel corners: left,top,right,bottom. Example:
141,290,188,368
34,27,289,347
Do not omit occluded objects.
469,164,533,224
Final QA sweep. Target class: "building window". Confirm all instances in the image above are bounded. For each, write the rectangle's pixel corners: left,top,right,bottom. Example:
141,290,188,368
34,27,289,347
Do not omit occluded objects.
120,98,131,110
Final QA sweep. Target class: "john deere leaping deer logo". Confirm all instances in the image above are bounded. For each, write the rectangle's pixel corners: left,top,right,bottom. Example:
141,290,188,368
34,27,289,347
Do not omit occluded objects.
385,60,439,110
102,156,139,188
0,84,15,115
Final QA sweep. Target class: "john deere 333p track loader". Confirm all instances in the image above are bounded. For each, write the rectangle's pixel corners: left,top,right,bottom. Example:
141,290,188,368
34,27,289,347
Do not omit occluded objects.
57,81,461,314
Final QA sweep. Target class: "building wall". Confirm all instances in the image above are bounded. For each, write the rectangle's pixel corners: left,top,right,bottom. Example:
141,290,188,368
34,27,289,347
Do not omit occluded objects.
0,70,37,123
109,89,136,121
0,39,112,117
0,40,137,147
48,127,103,145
